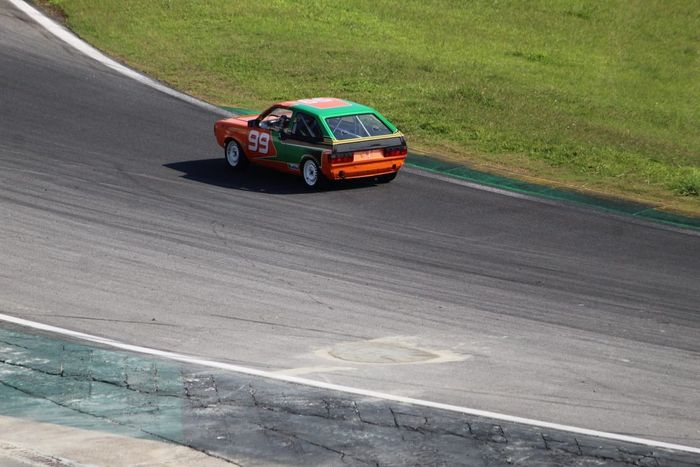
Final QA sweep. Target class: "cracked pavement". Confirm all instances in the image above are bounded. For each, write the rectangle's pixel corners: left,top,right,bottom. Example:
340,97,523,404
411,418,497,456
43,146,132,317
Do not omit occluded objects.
1,326,698,466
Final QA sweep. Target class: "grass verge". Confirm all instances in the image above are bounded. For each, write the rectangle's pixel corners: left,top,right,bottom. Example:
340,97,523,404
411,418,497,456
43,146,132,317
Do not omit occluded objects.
43,0,700,215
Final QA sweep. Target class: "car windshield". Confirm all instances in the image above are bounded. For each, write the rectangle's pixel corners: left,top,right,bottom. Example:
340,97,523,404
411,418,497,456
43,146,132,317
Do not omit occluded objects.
326,113,393,140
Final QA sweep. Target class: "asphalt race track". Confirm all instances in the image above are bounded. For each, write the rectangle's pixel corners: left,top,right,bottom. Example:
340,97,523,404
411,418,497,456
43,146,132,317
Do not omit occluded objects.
1,0,699,458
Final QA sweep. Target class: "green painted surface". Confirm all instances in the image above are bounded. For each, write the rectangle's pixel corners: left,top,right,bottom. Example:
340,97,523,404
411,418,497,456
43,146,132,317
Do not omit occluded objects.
275,139,319,167
0,327,185,442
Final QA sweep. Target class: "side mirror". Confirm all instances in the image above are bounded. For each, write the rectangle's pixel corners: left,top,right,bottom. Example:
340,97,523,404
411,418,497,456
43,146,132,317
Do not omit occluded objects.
247,119,259,128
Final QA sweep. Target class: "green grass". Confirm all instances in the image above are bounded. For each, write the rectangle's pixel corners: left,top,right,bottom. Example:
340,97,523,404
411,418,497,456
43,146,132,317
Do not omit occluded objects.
46,0,700,214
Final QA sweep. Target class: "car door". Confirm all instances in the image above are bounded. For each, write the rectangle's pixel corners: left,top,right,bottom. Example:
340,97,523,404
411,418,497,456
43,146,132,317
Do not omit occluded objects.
276,111,327,173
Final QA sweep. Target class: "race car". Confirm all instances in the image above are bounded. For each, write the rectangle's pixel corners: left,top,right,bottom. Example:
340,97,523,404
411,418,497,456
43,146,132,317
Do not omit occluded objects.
214,98,407,188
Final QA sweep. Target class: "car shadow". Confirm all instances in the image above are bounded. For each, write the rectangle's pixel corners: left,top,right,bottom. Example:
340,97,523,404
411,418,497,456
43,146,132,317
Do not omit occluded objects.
164,158,378,195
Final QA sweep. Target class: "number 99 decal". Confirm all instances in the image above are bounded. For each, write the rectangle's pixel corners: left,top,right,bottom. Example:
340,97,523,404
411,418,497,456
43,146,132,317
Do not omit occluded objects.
248,130,270,154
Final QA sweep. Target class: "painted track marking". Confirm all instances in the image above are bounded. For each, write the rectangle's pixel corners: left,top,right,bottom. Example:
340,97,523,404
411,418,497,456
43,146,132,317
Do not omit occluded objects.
1,313,699,455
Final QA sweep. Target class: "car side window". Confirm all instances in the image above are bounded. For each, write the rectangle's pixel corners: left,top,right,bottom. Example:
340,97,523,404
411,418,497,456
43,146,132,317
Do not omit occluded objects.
259,107,292,131
289,112,321,141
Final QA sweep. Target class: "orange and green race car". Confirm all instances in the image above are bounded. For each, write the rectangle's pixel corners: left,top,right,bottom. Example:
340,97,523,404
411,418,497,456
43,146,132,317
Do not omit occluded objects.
214,98,407,188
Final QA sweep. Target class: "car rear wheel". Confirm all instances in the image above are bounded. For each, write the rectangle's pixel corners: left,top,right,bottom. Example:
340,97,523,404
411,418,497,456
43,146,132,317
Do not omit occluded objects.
376,172,397,183
224,140,247,170
301,158,325,189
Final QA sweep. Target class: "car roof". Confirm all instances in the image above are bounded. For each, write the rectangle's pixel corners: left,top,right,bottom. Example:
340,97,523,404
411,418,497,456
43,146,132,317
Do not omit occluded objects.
281,98,377,118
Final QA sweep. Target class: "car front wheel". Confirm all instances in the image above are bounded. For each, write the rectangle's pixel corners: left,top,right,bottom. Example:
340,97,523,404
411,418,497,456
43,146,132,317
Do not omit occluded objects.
224,140,247,170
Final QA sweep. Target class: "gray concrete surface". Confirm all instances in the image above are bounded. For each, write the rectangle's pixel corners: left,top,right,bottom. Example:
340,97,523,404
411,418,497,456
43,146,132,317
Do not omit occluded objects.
1,0,699,456
0,421,229,467
3,325,699,466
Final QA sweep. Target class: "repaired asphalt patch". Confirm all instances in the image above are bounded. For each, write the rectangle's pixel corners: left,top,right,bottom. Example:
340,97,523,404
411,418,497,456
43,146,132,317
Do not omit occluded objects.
1,325,698,466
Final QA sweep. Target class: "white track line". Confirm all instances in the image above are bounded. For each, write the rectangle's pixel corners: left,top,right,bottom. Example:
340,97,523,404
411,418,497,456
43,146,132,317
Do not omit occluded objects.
403,166,548,202
5,0,700,456
7,0,230,117
1,313,699,455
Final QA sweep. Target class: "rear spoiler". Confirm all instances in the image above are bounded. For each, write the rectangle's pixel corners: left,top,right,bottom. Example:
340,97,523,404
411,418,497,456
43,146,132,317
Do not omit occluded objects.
332,135,405,153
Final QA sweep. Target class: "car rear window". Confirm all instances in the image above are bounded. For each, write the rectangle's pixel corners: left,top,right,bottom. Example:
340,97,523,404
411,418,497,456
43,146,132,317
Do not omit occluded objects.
326,113,393,140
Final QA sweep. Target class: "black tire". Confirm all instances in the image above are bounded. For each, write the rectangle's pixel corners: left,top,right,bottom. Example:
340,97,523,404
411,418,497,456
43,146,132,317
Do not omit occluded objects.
301,158,326,189
224,140,248,170
376,172,397,183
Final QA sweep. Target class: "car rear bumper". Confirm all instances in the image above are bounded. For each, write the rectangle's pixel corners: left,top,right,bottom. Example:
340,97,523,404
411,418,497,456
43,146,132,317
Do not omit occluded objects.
323,157,405,180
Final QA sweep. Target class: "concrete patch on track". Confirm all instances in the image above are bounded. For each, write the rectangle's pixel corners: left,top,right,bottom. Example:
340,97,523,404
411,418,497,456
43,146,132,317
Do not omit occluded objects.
2,324,699,466
317,336,466,365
